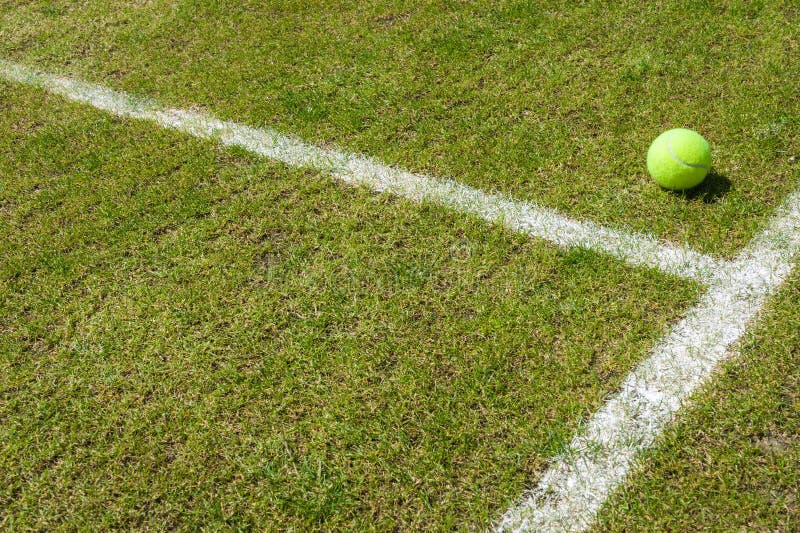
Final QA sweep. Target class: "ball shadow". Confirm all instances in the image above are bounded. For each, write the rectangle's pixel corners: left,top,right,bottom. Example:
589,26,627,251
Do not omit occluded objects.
672,170,732,204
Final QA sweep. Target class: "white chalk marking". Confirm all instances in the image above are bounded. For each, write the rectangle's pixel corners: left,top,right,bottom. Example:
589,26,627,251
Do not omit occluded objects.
497,191,800,531
0,59,722,282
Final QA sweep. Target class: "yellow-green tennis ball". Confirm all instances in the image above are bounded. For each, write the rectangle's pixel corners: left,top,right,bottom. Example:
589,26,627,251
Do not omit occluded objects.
647,128,711,191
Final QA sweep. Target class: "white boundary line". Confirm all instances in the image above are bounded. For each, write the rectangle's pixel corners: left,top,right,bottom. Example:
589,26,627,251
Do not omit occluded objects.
497,191,800,531
3,60,797,532
0,59,723,283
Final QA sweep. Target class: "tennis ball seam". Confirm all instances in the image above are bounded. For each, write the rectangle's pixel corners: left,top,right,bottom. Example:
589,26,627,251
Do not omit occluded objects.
666,136,709,170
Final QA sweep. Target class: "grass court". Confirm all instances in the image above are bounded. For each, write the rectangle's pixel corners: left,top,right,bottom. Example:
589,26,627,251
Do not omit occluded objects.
1,1,797,530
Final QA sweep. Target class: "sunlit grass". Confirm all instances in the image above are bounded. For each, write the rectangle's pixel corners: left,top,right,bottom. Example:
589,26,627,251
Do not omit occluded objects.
0,82,696,529
1,0,797,256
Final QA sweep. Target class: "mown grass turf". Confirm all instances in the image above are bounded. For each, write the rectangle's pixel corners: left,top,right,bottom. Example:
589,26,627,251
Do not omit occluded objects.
1,0,797,257
0,82,699,529
595,273,799,532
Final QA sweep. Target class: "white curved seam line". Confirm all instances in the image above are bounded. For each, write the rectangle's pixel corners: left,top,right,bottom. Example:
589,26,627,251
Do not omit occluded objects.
0,59,722,282
666,136,710,170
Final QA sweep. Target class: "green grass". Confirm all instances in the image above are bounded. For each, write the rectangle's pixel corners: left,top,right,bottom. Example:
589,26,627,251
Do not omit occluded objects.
0,82,698,529
1,0,798,257
2,1,798,529
595,273,799,531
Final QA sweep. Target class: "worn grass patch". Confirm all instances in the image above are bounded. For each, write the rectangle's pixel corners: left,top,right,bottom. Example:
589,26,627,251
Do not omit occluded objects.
595,273,799,532
0,82,699,529
0,0,797,257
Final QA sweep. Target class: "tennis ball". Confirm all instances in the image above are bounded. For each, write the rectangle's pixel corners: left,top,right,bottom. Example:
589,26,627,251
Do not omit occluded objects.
647,128,711,190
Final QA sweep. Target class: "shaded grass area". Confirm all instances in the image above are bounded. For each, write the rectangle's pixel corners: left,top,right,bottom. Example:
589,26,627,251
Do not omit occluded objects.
0,0,798,257
596,274,799,531
0,83,698,529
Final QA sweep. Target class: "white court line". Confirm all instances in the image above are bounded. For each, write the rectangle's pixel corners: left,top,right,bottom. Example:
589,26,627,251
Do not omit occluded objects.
497,191,800,531
4,60,797,532
0,59,722,283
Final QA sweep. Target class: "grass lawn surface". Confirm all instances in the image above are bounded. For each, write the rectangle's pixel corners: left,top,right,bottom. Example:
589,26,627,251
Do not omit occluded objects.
1,1,798,529
1,0,797,257
0,82,697,529
596,272,799,531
